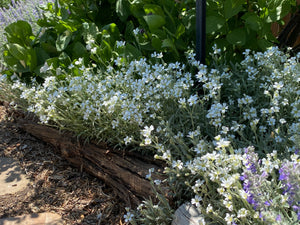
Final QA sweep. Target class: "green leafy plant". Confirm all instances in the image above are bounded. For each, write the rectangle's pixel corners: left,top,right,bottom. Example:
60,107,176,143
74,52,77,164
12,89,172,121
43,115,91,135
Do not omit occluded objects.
1,0,147,83
112,0,297,63
204,0,297,61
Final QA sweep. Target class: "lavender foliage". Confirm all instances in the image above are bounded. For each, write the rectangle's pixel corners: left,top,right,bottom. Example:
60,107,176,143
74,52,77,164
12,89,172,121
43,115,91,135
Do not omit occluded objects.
279,160,300,220
241,146,300,223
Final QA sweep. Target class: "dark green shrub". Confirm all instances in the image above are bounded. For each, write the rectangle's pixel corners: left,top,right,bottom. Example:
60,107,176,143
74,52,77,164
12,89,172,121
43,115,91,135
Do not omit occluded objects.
2,0,297,84
125,0,297,63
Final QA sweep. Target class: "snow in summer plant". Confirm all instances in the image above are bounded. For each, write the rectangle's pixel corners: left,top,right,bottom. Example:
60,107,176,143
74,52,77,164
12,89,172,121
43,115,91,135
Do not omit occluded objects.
129,47,300,224
1,47,300,224
6,53,195,149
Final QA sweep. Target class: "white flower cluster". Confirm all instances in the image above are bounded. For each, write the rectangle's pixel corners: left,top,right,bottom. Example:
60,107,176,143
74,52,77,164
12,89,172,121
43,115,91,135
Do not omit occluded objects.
2,47,299,224
149,48,299,224
10,57,194,145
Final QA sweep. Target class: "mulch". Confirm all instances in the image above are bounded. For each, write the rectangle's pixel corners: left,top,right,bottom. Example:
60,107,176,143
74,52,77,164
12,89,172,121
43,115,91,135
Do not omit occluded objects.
0,104,126,225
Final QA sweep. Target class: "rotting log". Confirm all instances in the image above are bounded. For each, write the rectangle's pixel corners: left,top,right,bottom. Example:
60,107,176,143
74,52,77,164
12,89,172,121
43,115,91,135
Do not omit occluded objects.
14,118,166,207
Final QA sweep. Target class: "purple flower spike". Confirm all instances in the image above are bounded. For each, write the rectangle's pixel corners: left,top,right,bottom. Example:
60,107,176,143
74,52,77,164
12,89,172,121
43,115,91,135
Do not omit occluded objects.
276,215,281,221
264,201,271,206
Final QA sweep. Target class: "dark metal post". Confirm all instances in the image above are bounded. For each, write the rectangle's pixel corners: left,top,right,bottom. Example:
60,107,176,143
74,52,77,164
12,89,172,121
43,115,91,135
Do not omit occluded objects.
196,0,206,64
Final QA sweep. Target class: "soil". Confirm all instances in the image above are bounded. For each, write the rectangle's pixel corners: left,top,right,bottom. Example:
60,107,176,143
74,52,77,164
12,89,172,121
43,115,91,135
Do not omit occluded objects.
0,103,126,225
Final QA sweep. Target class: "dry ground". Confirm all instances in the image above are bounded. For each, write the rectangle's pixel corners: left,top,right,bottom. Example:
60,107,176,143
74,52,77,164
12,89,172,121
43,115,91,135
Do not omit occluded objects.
0,103,126,225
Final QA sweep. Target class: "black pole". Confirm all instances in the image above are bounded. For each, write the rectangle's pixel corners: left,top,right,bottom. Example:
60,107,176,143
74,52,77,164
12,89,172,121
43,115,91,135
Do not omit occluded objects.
196,0,206,64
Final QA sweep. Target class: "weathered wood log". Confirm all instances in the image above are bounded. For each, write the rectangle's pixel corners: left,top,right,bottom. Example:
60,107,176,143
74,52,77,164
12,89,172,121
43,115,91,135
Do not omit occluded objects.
15,118,166,207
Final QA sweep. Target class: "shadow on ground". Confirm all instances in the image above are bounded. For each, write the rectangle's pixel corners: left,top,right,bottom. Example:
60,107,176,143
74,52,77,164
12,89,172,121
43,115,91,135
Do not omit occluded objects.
0,105,125,225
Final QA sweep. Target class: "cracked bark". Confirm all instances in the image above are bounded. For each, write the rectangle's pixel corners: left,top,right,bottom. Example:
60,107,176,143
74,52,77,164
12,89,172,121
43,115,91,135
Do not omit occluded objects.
15,118,166,207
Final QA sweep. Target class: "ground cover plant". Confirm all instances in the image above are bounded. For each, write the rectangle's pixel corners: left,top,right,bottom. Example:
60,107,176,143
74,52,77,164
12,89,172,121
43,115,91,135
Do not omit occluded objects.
1,46,299,224
0,0,300,224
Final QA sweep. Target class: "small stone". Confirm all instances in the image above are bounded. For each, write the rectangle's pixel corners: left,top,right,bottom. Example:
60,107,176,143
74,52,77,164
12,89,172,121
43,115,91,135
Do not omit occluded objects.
0,157,31,195
0,212,64,225
172,203,218,225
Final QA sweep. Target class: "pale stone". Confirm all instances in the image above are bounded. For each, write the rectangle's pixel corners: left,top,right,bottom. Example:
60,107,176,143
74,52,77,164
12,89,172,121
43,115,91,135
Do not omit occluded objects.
0,212,64,225
172,203,218,225
0,157,30,195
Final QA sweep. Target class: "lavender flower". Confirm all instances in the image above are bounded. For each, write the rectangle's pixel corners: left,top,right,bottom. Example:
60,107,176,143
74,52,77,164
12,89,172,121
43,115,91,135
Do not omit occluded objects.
279,160,300,219
241,147,270,211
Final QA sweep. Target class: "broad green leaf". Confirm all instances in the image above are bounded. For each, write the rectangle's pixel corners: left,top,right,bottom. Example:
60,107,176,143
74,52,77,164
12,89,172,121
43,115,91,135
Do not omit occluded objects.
71,42,87,59
151,36,162,50
101,23,120,45
35,47,50,65
124,21,136,42
41,42,58,54
5,43,27,61
224,0,244,19
3,51,23,71
57,20,78,33
99,40,112,61
162,38,179,57
58,52,71,66
226,28,246,46
143,4,165,16
4,21,33,46
243,13,262,31
206,15,226,34
60,7,70,20
175,24,185,39
257,39,273,51
56,30,72,51
143,15,166,32
46,57,59,69
26,48,37,72
125,43,142,59
116,0,131,22
162,38,175,49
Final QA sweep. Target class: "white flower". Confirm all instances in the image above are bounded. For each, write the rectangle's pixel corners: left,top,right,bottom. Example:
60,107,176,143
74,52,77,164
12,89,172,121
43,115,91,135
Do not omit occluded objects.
144,137,152,145
237,208,248,218
215,138,230,150
172,160,183,170
40,62,51,73
279,118,287,124
225,213,235,225
178,98,186,107
124,136,132,145
116,40,126,48
91,47,97,54
206,204,213,213
153,179,161,185
223,200,233,211
273,81,284,90
239,190,248,200
268,117,276,126
221,177,234,189
75,57,83,65
188,94,198,106
162,150,171,161
142,125,154,138
145,168,154,180
191,195,202,207
198,217,206,225
133,28,140,36
123,212,134,222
